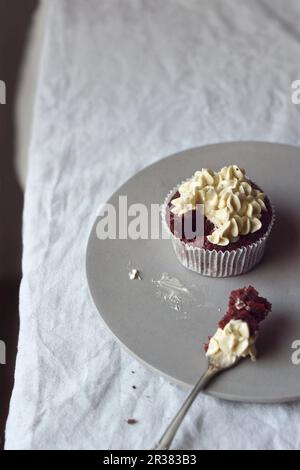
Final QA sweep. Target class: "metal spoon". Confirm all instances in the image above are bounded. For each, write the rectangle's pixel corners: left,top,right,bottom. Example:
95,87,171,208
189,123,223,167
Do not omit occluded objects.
152,357,240,450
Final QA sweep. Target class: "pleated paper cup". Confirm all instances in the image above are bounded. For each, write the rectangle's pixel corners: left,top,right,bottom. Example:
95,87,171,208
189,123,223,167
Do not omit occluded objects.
161,183,275,278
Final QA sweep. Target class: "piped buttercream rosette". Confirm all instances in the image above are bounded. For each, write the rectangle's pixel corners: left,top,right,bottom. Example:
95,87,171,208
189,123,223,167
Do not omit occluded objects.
170,165,267,247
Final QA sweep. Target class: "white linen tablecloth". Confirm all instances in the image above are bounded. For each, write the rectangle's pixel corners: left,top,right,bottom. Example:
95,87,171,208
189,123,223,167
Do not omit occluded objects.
5,0,300,450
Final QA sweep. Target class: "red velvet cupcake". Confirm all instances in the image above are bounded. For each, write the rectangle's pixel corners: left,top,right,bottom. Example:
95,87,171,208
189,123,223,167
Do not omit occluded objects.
162,165,275,277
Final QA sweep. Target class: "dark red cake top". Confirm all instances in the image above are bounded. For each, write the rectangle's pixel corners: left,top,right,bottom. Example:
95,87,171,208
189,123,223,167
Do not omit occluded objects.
219,286,271,336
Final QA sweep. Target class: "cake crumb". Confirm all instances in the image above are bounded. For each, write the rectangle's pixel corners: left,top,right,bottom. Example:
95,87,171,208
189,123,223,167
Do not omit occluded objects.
129,269,141,280
127,419,138,425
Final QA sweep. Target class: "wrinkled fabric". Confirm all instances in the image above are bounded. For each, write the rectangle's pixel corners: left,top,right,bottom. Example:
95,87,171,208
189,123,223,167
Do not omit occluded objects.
5,0,300,450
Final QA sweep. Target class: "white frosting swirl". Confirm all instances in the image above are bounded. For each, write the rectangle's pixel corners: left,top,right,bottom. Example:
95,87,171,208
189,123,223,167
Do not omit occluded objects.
206,319,256,368
170,165,267,246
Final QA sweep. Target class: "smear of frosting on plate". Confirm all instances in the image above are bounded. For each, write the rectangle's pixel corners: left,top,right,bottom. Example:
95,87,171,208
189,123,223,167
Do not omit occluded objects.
152,272,192,313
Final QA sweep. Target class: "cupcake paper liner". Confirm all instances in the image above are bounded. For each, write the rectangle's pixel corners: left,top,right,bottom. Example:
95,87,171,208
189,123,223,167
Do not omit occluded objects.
161,182,275,278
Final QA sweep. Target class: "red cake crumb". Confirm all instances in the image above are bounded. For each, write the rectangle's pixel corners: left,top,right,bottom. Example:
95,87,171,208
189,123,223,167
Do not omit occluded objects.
204,336,212,352
204,286,271,351
219,286,271,334
127,419,138,425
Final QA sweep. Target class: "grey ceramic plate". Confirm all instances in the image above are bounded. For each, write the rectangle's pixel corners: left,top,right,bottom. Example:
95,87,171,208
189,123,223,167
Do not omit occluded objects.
86,142,300,403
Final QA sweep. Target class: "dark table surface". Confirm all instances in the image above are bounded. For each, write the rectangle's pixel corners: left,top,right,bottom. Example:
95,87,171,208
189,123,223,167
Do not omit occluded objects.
0,0,38,449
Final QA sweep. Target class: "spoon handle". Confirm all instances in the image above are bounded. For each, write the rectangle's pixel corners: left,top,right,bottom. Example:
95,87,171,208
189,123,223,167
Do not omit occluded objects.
152,364,219,450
